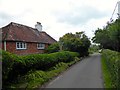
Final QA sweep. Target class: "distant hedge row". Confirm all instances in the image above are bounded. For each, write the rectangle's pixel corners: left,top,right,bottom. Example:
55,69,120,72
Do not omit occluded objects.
102,49,120,88
2,50,79,84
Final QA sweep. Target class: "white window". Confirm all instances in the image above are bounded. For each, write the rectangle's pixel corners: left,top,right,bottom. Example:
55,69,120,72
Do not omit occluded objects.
16,42,27,49
37,43,45,49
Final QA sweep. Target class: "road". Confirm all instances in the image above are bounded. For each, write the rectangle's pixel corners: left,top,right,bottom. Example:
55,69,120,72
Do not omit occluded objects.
44,53,104,88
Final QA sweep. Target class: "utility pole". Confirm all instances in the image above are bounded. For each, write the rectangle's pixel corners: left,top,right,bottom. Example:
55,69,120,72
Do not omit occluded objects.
110,1,120,22
118,1,120,18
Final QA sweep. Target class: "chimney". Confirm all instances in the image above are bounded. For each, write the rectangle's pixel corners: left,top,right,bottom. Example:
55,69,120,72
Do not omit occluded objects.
35,22,42,31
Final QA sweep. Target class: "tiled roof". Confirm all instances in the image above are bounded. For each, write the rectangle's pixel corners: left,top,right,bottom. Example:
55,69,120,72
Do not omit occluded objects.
1,22,57,44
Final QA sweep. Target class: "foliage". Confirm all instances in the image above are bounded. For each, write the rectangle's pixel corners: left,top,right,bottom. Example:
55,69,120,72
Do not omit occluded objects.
2,50,18,84
102,54,112,88
2,50,79,87
45,42,60,53
59,32,91,56
4,57,81,89
89,44,100,54
92,18,120,52
101,49,120,88
8,62,69,89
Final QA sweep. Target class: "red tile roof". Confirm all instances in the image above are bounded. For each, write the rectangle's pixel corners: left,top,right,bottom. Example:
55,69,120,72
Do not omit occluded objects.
1,22,57,44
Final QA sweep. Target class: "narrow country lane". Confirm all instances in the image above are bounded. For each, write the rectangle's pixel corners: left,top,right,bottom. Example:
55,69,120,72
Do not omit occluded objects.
44,53,104,88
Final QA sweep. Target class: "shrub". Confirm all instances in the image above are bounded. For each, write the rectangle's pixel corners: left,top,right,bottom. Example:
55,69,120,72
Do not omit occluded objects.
2,50,18,84
45,43,60,53
102,49,120,88
13,62,69,88
2,50,79,84
20,51,79,70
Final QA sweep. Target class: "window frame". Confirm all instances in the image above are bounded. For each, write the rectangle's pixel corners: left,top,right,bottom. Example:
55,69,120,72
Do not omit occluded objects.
37,43,45,49
16,42,27,50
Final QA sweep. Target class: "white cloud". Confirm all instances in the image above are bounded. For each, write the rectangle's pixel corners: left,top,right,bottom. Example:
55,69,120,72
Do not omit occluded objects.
54,6,110,26
0,0,119,41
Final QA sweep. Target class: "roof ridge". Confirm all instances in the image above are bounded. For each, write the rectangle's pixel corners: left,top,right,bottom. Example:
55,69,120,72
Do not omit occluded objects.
10,22,35,30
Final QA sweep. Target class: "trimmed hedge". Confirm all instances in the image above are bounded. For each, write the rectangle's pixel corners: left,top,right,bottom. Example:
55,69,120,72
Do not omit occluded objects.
102,49,120,88
2,50,79,84
2,50,18,84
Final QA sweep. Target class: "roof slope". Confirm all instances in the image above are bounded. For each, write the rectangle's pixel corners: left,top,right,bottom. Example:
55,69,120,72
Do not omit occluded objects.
1,22,57,44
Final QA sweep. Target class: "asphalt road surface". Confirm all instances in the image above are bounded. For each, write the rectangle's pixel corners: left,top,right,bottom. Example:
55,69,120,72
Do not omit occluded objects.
45,53,104,88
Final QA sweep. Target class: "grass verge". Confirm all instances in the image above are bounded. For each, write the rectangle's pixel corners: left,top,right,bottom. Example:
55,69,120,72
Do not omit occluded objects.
101,56,112,88
101,49,120,89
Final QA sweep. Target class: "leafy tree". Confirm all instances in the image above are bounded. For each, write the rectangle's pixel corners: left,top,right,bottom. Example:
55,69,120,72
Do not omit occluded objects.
92,28,112,49
59,32,91,56
92,18,120,52
108,19,120,51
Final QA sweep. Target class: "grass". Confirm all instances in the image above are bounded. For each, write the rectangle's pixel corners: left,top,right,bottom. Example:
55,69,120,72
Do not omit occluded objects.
7,57,80,89
101,49,120,89
101,56,112,88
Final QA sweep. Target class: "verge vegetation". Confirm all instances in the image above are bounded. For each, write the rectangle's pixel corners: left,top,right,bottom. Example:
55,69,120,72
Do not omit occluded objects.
102,49,120,88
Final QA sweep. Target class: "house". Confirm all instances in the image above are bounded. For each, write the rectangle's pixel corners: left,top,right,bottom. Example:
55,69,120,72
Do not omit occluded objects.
0,22,57,55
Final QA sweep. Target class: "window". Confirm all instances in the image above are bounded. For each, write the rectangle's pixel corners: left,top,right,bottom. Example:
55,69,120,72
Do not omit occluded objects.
16,42,27,49
37,43,45,49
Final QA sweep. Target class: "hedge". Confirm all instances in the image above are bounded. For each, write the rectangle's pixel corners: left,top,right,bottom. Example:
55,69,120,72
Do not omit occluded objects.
2,50,79,84
2,50,18,84
102,49,120,88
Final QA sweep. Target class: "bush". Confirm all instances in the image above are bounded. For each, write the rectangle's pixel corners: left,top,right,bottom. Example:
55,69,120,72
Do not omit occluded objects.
102,49,120,88
11,62,70,88
45,43,60,53
2,50,79,85
2,50,18,84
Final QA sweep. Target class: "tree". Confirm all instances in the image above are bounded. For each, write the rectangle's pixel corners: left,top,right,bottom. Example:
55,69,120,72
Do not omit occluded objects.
92,18,120,52
92,28,112,49
59,32,91,56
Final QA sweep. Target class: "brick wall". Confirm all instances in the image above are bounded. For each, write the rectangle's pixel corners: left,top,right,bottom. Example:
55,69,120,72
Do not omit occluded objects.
1,41,5,50
4,41,48,55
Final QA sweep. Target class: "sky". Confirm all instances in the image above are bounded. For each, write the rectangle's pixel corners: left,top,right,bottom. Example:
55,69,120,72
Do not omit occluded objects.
0,0,119,41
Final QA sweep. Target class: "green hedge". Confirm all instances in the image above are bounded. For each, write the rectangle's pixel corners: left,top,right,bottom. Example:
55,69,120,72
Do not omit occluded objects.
102,49,120,88
2,50,79,84
2,50,18,84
